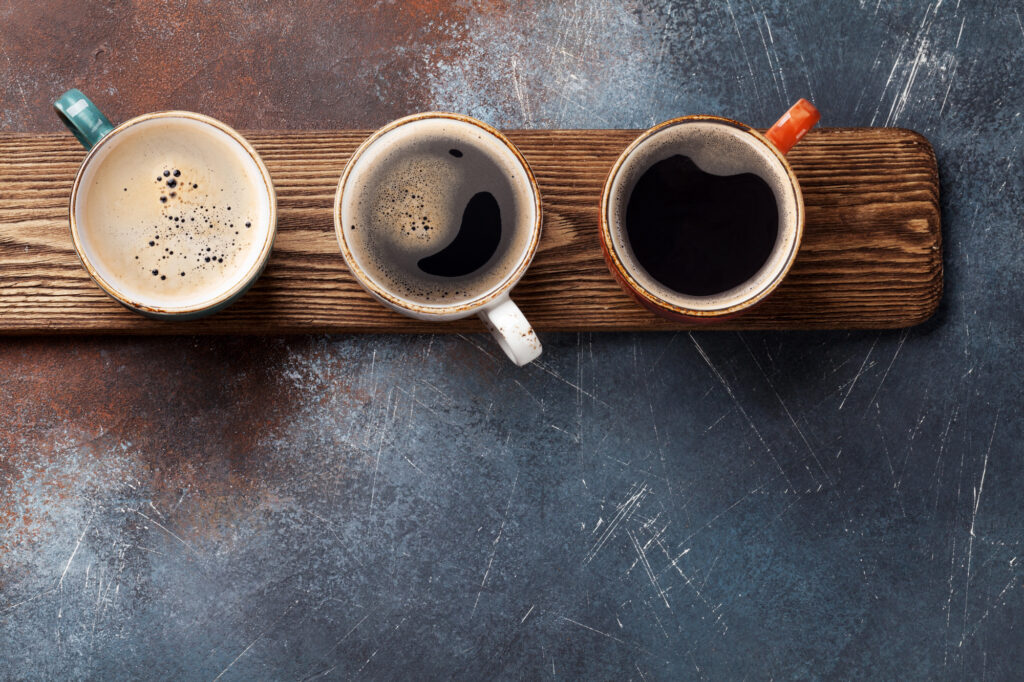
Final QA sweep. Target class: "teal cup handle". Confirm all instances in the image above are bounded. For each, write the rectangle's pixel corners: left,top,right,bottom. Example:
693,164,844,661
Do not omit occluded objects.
53,89,115,150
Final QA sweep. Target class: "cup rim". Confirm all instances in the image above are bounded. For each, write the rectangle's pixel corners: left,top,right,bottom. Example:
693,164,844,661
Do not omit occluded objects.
69,110,277,317
334,111,543,319
599,114,805,318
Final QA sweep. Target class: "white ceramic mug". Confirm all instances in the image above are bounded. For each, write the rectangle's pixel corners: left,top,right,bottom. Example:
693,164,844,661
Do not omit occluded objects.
334,112,543,366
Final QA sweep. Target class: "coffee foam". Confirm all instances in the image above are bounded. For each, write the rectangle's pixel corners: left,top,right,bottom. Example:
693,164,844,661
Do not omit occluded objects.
75,116,272,310
340,117,536,308
607,120,800,311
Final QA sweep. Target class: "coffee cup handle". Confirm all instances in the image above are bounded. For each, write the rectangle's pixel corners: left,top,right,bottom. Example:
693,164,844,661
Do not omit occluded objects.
764,98,820,155
54,89,115,150
477,295,542,366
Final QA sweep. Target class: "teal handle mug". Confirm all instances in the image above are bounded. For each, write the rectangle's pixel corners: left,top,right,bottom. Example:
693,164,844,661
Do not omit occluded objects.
54,89,277,319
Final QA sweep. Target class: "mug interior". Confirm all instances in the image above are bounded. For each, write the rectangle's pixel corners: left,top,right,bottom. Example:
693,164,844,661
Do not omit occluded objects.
72,113,276,315
604,117,801,314
336,113,541,319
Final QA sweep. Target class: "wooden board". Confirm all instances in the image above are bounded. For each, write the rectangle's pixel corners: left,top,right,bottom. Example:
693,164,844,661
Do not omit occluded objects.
0,128,940,334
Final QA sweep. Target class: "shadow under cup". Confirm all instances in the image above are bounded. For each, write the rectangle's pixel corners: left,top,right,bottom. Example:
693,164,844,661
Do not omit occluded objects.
602,116,804,320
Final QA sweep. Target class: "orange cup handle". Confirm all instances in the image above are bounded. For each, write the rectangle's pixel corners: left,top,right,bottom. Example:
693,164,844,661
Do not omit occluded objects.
764,98,820,155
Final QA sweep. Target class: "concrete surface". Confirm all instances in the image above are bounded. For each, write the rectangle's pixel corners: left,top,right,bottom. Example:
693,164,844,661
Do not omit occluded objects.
0,1,1022,679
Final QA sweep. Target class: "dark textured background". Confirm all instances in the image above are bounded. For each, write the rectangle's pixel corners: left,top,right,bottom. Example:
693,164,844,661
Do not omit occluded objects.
1,1,1022,679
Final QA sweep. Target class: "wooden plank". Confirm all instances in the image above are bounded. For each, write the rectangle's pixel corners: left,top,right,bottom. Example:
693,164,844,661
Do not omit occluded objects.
0,127,941,334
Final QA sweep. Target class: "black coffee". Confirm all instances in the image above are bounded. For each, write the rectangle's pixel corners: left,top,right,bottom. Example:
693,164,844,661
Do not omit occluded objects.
418,190,501,277
626,154,778,296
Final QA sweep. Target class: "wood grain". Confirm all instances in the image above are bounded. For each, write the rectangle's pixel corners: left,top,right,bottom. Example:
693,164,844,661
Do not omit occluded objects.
0,128,940,334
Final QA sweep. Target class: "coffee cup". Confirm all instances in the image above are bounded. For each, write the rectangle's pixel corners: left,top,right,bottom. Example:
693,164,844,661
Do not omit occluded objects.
334,112,543,366
54,89,277,319
599,99,820,321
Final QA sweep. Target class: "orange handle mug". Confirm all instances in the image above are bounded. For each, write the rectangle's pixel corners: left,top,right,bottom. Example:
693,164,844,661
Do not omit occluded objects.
599,99,820,322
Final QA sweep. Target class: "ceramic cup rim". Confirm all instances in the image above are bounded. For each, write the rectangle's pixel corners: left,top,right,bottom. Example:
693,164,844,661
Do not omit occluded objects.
334,111,543,319
69,110,277,317
599,114,805,318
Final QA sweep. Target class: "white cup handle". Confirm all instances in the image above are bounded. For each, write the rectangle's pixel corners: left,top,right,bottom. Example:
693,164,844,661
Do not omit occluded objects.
477,295,542,366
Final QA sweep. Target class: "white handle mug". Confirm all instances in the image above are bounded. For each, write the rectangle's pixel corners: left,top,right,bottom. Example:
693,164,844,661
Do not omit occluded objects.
477,295,541,366
335,112,543,366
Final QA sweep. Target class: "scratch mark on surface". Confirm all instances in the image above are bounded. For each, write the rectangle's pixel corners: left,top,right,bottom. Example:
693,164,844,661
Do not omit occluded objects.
552,89,614,126
1,587,57,614
700,548,723,590
557,615,643,651
703,410,731,434
751,5,781,100
724,0,759,95
369,389,393,511
455,333,500,363
401,453,424,474
739,333,831,485
584,483,648,564
532,358,602,405
357,649,379,674
795,48,817,103
513,379,544,410
653,537,725,632
395,386,442,419
369,349,377,395
945,535,957,655
875,421,906,517
0,45,28,108
884,7,939,126
59,508,95,588
967,576,1018,637
627,529,671,608
682,486,764,550
690,333,796,491
897,410,928,489
134,509,199,557
932,405,959,511
939,58,959,116
550,423,580,443
213,602,295,681
473,473,518,615
839,335,878,410
301,610,375,679
960,411,998,648
520,604,535,624
871,35,910,125
510,56,533,126
532,360,609,407
866,329,909,410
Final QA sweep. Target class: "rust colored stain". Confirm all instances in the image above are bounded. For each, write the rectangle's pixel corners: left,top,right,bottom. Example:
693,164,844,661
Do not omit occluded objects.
0,0,506,132
0,336,369,562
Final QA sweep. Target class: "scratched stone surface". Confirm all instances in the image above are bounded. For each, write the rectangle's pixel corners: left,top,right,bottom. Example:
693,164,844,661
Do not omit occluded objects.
1,1,1022,679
